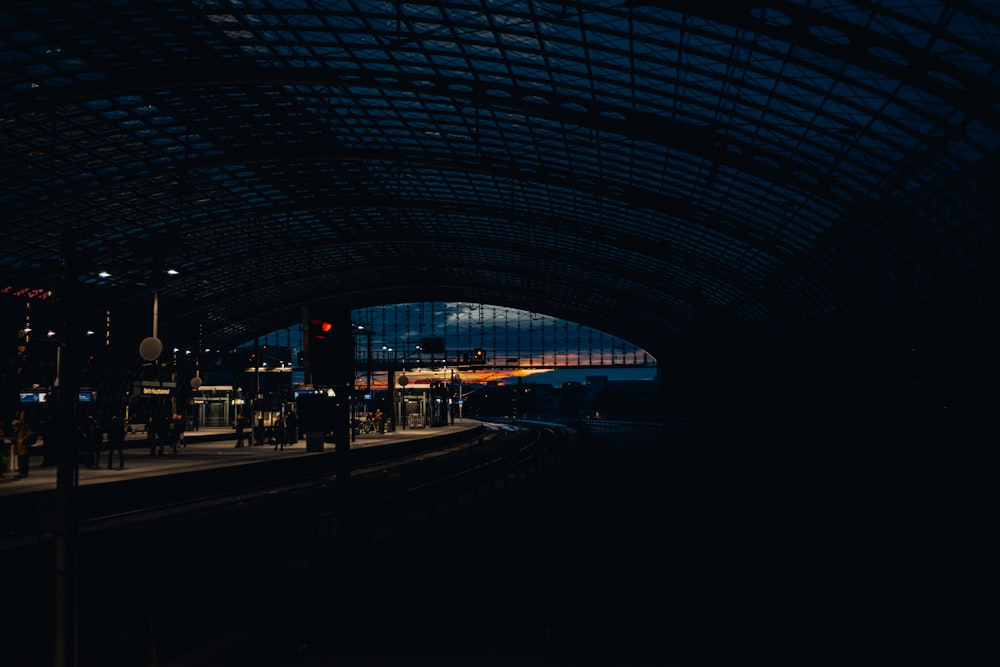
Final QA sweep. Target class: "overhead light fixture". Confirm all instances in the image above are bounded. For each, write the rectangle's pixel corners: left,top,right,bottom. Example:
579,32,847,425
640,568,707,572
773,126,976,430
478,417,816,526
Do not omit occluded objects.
98,271,111,278
166,268,179,275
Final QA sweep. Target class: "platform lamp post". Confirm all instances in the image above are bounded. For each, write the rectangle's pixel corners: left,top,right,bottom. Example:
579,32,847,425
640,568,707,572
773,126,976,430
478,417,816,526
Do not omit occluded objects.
190,325,203,430
138,291,164,364
397,372,409,430
382,345,396,431
355,325,375,396
138,290,164,446
351,324,374,442
190,371,202,425
254,334,262,445
171,347,180,419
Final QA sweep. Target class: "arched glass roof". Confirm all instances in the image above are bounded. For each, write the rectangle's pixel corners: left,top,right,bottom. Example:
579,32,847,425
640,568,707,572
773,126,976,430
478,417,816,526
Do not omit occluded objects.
235,301,655,382
1,1,997,360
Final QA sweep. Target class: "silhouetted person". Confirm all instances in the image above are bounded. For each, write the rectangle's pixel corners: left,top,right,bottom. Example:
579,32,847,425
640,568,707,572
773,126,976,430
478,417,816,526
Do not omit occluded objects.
168,415,182,454
12,415,33,478
255,417,265,446
285,411,297,444
273,414,285,450
146,417,157,456
35,407,54,466
234,415,246,448
156,417,166,455
107,416,125,469
157,415,172,455
84,416,102,468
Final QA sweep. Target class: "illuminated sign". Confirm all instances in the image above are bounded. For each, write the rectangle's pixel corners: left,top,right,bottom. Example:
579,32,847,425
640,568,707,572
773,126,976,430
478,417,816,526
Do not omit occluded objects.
20,390,95,402
1,286,52,300
133,381,177,396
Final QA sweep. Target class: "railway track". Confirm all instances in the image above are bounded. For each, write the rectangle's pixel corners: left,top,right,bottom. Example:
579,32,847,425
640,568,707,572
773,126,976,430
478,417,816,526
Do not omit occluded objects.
0,420,579,667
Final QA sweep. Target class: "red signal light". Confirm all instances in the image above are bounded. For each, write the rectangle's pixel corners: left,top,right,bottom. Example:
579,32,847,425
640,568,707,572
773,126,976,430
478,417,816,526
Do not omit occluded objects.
310,319,334,340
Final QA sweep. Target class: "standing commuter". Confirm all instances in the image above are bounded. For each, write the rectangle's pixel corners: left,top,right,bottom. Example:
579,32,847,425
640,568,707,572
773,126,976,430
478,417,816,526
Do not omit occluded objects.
284,410,297,444
157,415,172,455
12,415,33,478
273,414,285,450
106,415,126,469
234,415,246,448
35,407,53,467
84,416,102,468
255,417,265,447
79,418,91,467
169,415,182,454
146,417,157,456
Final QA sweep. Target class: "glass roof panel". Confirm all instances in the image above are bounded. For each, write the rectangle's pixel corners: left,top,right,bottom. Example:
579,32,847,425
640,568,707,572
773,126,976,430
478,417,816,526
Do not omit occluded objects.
0,0,995,355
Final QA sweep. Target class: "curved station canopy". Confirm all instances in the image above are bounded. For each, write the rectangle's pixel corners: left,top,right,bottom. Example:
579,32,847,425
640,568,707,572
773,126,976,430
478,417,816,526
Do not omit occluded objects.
2,1,997,367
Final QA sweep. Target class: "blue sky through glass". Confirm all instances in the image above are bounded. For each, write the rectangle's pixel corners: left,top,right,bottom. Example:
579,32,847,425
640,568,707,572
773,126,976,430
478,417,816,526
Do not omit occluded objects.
246,302,657,386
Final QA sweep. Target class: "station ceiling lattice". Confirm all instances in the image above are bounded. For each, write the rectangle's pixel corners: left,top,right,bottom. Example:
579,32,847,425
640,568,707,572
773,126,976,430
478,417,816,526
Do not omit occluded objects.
1,1,997,362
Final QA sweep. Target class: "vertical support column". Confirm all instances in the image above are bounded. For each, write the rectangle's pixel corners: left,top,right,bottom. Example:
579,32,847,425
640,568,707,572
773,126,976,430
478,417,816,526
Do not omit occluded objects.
365,331,373,395
254,334,262,445
301,305,309,386
323,306,354,497
54,234,80,667
387,366,396,432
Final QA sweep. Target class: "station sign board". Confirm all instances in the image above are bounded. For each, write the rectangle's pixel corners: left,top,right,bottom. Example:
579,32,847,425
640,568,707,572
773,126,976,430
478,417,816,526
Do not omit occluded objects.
132,380,177,397
19,390,96,403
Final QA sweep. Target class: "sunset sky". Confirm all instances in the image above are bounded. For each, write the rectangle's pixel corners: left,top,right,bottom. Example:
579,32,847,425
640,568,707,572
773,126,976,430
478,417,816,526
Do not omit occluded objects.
250,301,657,387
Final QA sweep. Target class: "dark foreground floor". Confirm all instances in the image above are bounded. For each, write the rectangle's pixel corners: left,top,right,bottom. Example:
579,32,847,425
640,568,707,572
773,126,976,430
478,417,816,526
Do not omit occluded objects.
273,424,992,667
4,422,991,666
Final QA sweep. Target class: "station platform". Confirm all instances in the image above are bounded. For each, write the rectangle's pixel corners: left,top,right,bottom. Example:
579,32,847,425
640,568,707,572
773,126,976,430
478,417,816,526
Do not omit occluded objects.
0,420,481,497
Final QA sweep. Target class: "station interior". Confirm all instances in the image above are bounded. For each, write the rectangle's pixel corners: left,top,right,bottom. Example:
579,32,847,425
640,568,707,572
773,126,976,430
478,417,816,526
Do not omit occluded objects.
1,3,996,666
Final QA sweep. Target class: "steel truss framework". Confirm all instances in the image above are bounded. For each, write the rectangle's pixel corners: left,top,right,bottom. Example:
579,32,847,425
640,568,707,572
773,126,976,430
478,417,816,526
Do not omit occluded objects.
1,1,997,367
250,301,655,374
